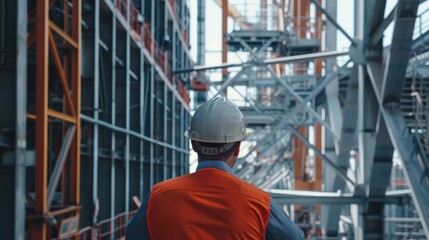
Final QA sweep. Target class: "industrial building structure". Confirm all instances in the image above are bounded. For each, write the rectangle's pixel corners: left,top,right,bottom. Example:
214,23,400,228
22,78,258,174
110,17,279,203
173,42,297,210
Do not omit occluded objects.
0,0,428,239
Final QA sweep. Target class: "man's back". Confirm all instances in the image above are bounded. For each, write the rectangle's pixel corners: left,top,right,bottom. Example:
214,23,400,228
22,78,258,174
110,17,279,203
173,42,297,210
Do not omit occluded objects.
147,168,270,240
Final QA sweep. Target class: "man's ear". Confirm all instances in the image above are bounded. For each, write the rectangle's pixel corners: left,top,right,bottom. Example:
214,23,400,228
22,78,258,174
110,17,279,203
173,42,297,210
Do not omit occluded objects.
233,142,241,156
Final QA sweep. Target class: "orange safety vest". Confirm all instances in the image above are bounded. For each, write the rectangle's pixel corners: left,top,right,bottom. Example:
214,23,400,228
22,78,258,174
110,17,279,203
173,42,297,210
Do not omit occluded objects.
146,168,271,240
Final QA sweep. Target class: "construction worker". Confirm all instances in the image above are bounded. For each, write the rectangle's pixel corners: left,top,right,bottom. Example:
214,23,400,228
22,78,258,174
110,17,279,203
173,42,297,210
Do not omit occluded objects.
126,97,304,240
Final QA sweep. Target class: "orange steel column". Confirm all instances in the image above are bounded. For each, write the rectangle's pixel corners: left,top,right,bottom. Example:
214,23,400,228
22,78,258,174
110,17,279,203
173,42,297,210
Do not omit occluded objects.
222,0,228,96
294,127,310,190
314,123,322,189
34,0,49,238
70,0,82,237
32,1,81,238
292,0,310,191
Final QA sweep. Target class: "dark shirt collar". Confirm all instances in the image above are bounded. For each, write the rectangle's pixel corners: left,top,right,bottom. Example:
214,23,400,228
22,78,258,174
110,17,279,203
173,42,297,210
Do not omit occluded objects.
196,160,232,174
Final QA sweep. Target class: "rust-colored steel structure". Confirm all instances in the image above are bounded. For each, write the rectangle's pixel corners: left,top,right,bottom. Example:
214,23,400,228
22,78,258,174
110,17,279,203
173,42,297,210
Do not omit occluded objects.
31,0,81,238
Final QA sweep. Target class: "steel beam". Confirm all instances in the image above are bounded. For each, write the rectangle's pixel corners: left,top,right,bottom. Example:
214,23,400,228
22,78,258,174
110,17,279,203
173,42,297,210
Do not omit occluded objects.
125,0,131,221
15,0,27,238
92,0,100,225
363,1,423,238
47,125,76,209
150,0,155,188
139,1,146,200
287,125,356,187
70,0,82,231
268,189,365,205
110,4,117,233
309,0,357,46
174,50,349,73
34,1,49,238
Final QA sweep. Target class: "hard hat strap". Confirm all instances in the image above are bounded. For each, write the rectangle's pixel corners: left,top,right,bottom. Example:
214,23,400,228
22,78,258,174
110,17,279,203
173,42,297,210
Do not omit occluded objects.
194,142,235,156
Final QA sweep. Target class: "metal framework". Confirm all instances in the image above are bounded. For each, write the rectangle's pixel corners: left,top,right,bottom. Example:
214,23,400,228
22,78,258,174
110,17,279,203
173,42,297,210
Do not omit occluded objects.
185,0,429,238
1,0,192,239
28,1,82,239
2,0,429,239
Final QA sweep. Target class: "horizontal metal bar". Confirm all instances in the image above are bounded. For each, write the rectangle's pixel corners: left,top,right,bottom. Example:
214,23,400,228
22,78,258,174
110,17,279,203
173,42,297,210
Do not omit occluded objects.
26,113,36,120
384,218,421,222
267,189,365,205
81,114,189,154
269,189,410,205
47,109,77,123
49,21,78,48
47,205,80,217
175,50,349,73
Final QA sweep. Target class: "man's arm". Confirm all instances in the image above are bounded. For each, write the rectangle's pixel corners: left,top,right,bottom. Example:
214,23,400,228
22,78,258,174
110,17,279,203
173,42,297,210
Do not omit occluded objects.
126,195,150,240
265,198,304,240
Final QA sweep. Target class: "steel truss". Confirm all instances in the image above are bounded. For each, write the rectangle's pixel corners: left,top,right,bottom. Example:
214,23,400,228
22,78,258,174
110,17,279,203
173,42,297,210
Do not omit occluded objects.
28,0,82,239
177,0,429,238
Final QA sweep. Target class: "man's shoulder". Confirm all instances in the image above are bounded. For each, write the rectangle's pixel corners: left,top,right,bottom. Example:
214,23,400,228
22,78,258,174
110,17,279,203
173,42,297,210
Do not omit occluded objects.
239,179,270,199
152,174,194,193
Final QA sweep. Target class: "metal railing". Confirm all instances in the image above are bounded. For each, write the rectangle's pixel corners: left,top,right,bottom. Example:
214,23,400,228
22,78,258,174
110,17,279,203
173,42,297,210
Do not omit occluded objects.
53,210,138,240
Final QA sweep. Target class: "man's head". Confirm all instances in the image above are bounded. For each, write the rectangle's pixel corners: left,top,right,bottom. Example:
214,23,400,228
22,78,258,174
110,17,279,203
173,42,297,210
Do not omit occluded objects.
184,97,248,167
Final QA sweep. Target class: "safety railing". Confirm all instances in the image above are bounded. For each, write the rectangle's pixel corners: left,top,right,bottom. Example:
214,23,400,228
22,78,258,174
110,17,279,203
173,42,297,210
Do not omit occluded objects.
116,0,143,41
95,211,130,239
177,80,190,105
114,1,187,106
168,0,189,44
52,226,94,240
52,210,138,240
143,24,173,84
285,17,323,39
231,4,283,31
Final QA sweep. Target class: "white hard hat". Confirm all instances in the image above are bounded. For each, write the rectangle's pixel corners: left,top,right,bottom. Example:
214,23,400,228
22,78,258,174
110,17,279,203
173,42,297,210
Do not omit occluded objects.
184,97,248,143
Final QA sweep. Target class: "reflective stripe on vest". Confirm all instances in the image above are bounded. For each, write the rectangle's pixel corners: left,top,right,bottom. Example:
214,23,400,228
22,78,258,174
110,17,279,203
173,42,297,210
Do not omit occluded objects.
147,168,270,240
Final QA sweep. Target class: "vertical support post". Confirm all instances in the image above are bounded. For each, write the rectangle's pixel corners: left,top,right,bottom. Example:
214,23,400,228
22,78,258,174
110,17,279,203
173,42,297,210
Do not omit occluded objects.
164,79,168,180
314,123,322,182
197,0,205,65
180,106,185,175
34,0,49,238
70,1,82,236
15,0,28,239
92,0,100,225
163,0,169,181
172,97,176,178
110,2,117,236
221,0,228,96
125,0,131,219
150,0,155,188
62,0,70,206
139,0,145,201
171,20,177,178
